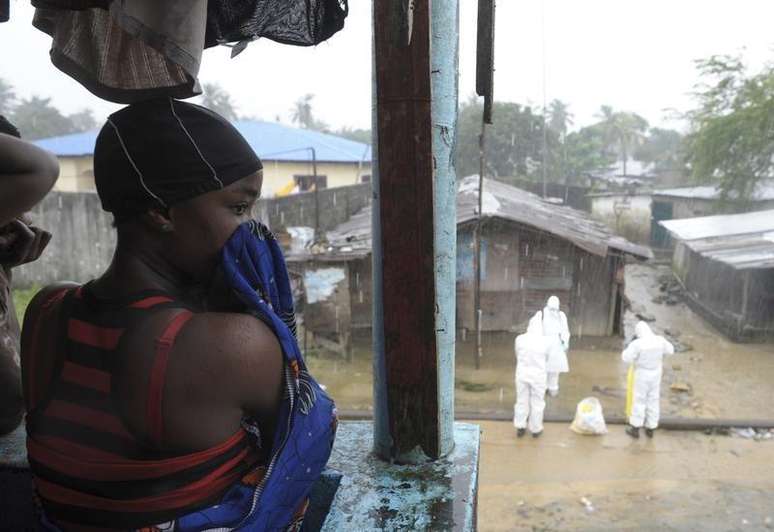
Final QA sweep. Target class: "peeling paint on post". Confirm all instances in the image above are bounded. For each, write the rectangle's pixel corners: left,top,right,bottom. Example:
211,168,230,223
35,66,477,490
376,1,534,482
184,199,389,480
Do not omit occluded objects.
431,0,460,458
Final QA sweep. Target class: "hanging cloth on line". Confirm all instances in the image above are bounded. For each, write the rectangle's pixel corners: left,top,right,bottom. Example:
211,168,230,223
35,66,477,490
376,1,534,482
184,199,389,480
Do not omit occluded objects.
31,0,348,104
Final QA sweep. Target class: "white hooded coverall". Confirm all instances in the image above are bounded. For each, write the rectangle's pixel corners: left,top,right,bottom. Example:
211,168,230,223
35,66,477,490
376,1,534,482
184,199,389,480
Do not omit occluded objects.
622,321,675,429
513,315,550,434
540,296,570,394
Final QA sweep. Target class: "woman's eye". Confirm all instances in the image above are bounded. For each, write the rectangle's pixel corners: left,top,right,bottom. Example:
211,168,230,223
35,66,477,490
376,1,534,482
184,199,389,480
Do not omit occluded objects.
232,204,249,215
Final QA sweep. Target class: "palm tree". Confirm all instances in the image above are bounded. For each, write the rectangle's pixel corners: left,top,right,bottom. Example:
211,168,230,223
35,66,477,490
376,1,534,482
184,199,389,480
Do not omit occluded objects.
595,106,648,175
595,105,617,152
291,94,315,129
547,100,574,182
290,94,329,131
547,99,574,141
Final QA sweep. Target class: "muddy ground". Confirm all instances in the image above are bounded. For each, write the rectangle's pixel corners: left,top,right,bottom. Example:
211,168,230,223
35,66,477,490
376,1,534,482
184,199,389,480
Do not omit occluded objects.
304,261,774,531
476,419,774,531
307,262,774,421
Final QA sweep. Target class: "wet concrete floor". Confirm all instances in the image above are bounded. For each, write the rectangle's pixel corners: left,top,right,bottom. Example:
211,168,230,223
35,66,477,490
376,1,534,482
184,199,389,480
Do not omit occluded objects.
476,419,774,531
307,262,774,421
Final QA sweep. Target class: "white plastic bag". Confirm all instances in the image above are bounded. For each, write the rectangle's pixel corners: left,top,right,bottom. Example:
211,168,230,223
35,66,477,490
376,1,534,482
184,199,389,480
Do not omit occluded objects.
569,397,608,435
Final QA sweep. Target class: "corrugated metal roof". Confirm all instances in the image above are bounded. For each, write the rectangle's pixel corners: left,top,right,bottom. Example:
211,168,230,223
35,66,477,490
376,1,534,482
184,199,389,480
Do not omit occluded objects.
688,237,774,270
317,175,653,260
653,183,774,201
33,121,372,164
659,210,774,269
659,209,774,241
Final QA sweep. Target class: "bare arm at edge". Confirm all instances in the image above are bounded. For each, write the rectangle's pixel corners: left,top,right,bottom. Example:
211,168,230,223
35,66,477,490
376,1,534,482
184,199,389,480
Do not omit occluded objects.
0,133,59,226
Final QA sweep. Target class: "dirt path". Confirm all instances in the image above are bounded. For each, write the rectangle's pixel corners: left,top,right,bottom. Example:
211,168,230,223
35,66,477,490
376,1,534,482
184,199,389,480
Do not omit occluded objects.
476,420,774,531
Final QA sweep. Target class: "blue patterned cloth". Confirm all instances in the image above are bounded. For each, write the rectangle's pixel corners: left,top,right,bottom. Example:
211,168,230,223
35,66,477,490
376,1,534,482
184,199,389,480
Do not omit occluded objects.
175,221,337,531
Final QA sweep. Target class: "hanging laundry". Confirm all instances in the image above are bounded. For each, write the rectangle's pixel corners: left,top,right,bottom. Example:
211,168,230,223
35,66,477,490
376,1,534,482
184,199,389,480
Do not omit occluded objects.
205,0,349,51
30,1,348,103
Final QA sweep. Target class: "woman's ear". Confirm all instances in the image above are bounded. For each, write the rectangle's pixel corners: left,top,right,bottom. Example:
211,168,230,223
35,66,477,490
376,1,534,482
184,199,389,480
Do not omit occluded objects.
142,208,174,233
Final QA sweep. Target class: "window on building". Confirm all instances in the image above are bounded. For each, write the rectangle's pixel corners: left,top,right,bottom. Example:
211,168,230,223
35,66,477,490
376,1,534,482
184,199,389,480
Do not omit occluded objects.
294,175,327,191
360,174,372,184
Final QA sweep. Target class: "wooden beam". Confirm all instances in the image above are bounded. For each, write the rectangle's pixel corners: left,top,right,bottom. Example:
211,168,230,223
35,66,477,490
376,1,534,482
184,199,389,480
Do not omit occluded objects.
373,0,439,460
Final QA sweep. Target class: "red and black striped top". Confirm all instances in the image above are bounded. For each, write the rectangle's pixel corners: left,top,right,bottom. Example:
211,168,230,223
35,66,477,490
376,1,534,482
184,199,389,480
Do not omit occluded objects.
24,285,262,531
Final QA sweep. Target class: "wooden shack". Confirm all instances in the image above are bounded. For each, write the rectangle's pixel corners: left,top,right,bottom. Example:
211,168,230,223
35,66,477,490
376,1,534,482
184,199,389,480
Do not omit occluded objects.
285,208,373,357
290,176,652,342
455,177,651,336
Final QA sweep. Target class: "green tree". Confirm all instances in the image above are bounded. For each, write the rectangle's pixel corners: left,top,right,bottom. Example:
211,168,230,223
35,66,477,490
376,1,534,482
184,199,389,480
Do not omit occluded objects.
200,83,238,121
0,79,96,139
335,127,371,144
8,97,96,139
547,99,573,141
634,127,686,173
68,109,97,132
546,99,574,182
563,123,616,182
685,54,774,200
11,97,77,139
455,97,555,179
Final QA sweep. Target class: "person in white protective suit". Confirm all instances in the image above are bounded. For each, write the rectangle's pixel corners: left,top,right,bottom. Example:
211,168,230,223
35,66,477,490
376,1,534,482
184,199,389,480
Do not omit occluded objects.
513,314,550,438
539,295,570,397
622,321,675,438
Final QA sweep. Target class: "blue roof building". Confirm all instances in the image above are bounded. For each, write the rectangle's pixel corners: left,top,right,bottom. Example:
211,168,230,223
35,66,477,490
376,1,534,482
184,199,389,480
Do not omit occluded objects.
34,121,372,197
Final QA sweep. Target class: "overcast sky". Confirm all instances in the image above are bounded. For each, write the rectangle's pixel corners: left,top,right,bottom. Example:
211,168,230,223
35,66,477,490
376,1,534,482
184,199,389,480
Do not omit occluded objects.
1,0,773,134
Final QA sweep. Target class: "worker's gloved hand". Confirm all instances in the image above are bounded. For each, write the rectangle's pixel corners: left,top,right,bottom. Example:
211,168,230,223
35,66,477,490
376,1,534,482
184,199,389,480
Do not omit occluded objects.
0,217,51,267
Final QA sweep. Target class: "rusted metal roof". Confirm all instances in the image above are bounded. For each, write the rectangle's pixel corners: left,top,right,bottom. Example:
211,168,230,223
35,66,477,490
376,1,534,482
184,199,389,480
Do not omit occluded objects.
310,176,652,261
456,176,652,259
